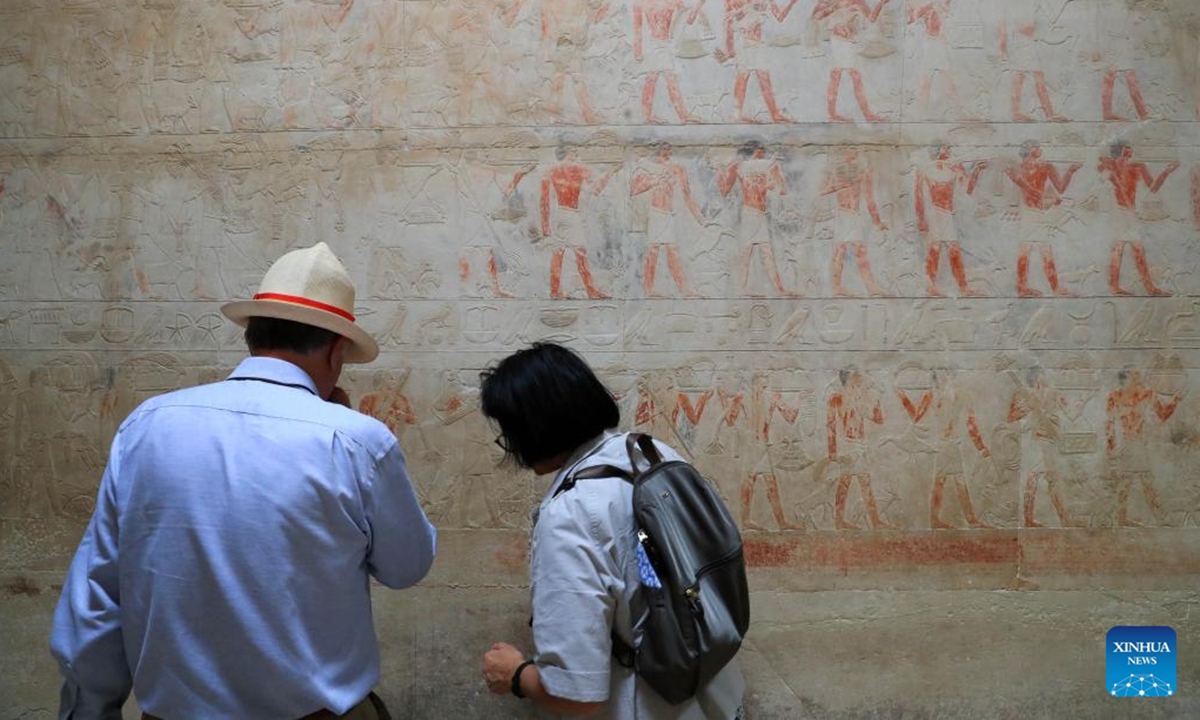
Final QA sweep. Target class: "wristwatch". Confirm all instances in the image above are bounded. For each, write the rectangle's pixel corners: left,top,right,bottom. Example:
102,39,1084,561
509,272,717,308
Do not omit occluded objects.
511,659,536,698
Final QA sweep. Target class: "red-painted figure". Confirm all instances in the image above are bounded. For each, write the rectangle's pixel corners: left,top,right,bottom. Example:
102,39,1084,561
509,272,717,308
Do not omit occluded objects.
1004,141,1082,297
541,146,616,299
823,148,889,297
507,0,610,124
631,142,705,297
633,0,704,123
1007,368,1083,528
1000,7,1068,122
1098,142,1178,296
914,144,988,296
1106,369,1180,526
907,1,976,120
812,0,890,123
828,369,894,530
743,374,807,531
717,141,798,296
896,370,992,529
716,0,801,123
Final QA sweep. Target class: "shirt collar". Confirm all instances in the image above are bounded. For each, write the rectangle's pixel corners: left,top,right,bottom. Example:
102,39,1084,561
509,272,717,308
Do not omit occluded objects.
227,357,320,396
543,429,621,502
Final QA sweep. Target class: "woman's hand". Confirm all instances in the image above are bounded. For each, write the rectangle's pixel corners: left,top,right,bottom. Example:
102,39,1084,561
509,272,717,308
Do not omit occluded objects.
483,642,525,695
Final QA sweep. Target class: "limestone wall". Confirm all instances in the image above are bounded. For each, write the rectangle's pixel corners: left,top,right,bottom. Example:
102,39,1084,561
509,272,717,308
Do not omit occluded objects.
2,0,1199,716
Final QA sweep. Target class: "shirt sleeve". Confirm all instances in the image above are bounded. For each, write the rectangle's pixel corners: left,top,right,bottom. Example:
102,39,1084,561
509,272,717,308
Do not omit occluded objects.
361,438,437,589
49,435,132,720
529,492,624,703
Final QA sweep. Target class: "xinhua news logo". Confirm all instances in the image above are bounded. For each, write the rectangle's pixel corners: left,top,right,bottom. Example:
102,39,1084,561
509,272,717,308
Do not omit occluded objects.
1107,626,1176,698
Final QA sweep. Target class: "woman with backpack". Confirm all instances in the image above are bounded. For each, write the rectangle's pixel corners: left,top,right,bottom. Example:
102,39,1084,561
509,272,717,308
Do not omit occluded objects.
479,342,746,719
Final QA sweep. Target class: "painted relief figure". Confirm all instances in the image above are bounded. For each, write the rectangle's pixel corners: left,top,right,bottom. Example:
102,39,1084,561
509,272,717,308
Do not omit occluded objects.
822,148,889,297
455,159,538,298
906,1,976,120
914,144,988,296
896,370,993,529
1007,368,1083,528
1106,369,1181,526
707,373,750,457
717,141,798,297
1097,142,1178,296
828,369,895,530
633,0,704,123
1095,7,1151,122
1000,2,1070,122
743,373,807,531
431,371,507,528
631,142,704,297
1004,141,1083,297
812,0,890,123
716,0,802,123
508,0,609,124
542,146,615,299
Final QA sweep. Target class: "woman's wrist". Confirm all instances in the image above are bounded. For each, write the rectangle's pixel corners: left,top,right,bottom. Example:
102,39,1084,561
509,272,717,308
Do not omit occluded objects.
511,659,537,698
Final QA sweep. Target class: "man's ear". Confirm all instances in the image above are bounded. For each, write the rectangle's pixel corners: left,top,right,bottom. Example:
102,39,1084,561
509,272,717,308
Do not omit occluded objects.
327,336,349,371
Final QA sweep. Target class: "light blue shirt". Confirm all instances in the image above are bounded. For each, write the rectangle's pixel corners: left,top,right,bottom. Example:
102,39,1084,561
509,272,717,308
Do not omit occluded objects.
531,432,744,719
50,357,437,719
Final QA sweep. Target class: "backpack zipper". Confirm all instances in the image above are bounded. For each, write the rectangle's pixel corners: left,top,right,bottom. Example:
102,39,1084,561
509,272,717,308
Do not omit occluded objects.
683,545,744,617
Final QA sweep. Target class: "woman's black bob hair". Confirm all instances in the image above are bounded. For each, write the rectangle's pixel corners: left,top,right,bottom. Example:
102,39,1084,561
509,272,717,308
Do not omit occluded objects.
480,342,620,469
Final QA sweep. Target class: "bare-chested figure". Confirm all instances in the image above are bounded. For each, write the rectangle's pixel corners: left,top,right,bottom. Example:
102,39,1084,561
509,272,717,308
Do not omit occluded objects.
828,369,895,530
1098,141,1178,296
717,0,801,123
631,142,705,297
1004,141,1082,297
717,141,798,296
1106,369,1181,526
541,146,616,299
633,0,705,123
914,144,988,296
823,148,889,297
812,0,890,123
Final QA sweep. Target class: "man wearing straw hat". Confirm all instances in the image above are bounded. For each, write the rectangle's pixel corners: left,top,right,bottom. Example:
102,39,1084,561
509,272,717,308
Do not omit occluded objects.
50,243,437,719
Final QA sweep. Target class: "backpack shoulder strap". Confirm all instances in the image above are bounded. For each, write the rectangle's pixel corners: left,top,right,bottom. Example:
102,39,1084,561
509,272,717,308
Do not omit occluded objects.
626,433,663,469
553,463,635,498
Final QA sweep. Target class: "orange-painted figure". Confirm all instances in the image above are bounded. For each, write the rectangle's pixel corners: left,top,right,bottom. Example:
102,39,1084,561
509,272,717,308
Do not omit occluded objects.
812,0,890,123
743,374,807,531
457,162,537,298
633,0,704,123
717,141,798,296
717,0,802,123
1096,7,1151,122
1007,368,1083,528
1097,142,1178,296
507,0,610,124
828,369,894,530
896,370,992,529
1000,9,1068,122
541,146,616,299
631,142,705,297
907,1,976,120
822,148,889,297
1004,141,1082,297
915,144,988,296
1106,369,1180,526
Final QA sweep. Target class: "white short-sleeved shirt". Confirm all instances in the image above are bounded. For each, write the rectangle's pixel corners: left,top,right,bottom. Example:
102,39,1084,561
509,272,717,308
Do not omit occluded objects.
530,431,745,720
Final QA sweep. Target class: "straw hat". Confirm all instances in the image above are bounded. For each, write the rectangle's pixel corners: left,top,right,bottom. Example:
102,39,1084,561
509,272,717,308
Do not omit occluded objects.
221,243,378,363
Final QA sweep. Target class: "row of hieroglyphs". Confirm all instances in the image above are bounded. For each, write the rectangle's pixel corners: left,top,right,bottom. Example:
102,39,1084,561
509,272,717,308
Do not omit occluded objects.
1,352,1197,530
2,140,1199,301
0,0,1198,133
7,297,1200,350
4,299,1200,351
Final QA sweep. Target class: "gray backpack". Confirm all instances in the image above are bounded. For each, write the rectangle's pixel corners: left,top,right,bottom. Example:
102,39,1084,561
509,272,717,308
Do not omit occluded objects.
557,433,750,704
